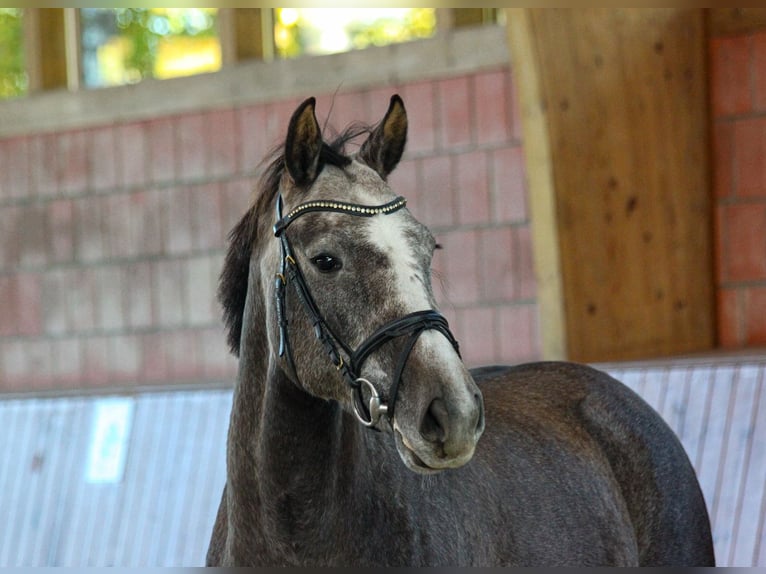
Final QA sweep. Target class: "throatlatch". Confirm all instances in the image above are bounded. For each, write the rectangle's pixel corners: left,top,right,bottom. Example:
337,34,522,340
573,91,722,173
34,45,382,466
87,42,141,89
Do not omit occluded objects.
273,194,460,429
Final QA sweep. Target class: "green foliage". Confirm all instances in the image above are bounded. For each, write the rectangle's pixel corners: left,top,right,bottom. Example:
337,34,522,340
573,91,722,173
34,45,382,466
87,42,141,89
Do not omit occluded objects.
347,9,436,50
0,8,439,99
274,8,303,59
114,8,216,80
0,8,27,99
115,9,156,80
274,8,436,59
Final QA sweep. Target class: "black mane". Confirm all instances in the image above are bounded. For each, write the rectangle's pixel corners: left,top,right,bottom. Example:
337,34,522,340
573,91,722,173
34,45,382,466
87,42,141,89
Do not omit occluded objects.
218,125,369,355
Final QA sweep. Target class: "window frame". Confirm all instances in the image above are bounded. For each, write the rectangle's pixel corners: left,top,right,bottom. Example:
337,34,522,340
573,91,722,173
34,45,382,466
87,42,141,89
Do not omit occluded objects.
10,9,496,98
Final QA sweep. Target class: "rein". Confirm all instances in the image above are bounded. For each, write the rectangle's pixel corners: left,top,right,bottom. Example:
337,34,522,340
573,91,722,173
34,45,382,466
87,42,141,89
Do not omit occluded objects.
273,193,460,429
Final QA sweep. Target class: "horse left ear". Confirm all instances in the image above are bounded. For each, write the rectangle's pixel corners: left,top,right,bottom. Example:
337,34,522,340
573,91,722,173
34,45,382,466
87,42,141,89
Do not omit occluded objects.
358,94,408,180
285,97,323,187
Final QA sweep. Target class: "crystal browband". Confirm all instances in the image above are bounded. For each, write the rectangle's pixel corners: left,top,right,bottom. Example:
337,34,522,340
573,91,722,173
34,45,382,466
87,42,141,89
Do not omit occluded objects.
273,196,407,236
287,196,406,219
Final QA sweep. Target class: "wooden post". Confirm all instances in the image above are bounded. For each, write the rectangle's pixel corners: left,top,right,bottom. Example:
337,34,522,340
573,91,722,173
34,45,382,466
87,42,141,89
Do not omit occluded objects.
24,8,69,92
506,9,714,362
63,8,81,91
219,8,274,65
506,9,568,361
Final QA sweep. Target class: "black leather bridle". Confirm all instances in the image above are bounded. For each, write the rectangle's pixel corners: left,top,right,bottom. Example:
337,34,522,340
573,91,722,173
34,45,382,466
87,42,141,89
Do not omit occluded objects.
273,193,461,429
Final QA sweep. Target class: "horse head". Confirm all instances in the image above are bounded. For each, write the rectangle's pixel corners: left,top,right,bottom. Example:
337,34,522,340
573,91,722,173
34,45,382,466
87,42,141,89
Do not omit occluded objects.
226,96,485,474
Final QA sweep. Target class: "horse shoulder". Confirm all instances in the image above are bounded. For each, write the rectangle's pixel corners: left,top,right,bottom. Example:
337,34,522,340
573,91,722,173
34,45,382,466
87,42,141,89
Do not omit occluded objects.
472,361,713,566
467,363,637,564
573,364,715,566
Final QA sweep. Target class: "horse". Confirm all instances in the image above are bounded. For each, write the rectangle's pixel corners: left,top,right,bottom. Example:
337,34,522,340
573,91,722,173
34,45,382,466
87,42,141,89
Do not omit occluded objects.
205,95,715,566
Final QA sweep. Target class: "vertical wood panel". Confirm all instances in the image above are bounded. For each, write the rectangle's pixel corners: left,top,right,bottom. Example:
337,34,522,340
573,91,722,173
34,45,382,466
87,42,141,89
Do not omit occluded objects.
507,9,714,362
24,9,68,92
506,9,567,360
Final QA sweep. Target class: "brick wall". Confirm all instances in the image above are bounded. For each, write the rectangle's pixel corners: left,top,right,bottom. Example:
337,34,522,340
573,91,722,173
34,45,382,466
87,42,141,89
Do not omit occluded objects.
5,22,765,396
711,30,766,348
0,65,538,394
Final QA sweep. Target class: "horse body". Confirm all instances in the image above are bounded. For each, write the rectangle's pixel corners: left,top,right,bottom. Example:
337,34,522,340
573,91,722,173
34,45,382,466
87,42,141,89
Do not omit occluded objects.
206,96,714,566
208,361,712,566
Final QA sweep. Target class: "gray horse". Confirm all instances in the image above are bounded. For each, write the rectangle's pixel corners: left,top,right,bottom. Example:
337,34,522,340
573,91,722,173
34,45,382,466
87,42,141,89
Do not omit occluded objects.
206,95,715,566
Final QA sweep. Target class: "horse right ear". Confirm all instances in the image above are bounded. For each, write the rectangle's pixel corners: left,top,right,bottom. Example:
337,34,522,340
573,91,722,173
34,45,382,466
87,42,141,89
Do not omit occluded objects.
284,97,322,187
358,94,408,180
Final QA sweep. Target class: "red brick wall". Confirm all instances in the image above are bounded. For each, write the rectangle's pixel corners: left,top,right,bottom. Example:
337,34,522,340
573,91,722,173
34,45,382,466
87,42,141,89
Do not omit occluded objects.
711,31,766,348
0,67,538,393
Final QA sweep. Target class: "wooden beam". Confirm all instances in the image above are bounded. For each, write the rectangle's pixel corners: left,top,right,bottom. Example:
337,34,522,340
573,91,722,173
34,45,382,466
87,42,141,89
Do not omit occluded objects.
218,8,237,65
24,8,68,92
437,9,499,33
505,8,568,361
708,8,766,36
228,8,274,62
506,9,714,362
63,8,81,91
452,9,486,28
220,8,273,65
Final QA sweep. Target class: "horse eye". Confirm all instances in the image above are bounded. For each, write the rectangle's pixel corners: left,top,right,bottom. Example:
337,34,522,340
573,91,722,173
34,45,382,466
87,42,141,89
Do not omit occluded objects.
312,254,342,273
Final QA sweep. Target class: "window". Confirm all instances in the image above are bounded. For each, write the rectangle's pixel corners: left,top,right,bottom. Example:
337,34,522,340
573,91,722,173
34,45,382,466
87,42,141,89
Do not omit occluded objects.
0,8,27,99
274,8,436,58
0,9,501,100
80,8,220,88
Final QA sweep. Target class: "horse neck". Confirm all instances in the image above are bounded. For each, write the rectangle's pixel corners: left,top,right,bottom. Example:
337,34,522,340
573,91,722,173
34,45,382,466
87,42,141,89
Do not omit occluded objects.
232,355,378,545
260,366,356,482
225,273,418,563
228,281,371,507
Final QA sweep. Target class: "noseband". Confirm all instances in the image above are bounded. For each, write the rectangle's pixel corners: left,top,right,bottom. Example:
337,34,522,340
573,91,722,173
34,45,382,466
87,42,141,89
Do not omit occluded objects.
273,193,460,429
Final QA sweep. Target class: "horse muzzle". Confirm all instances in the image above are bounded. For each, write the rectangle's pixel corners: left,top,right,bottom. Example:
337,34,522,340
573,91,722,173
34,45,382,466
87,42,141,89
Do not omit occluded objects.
392,379,485,474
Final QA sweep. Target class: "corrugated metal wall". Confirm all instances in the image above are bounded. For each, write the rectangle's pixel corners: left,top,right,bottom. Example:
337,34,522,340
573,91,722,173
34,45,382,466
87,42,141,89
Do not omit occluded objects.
0,357,764,566
606,358,766,567
0,389,230,566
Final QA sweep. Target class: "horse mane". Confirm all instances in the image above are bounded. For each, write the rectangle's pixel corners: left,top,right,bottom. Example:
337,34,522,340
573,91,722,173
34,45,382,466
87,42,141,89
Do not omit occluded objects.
218,124,370,356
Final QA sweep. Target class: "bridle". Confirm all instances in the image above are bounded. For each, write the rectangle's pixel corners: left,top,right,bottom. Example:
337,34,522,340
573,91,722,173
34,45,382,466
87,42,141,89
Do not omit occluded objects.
273,192,461,429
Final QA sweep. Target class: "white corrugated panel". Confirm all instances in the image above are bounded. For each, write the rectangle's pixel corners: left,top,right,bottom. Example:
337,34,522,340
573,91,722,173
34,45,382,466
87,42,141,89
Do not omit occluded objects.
0,356,764,566
0,388,231,566
605,358,766,567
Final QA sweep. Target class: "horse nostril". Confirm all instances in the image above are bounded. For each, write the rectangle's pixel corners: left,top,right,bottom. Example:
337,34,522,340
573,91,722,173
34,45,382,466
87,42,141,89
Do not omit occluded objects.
420,397,449,444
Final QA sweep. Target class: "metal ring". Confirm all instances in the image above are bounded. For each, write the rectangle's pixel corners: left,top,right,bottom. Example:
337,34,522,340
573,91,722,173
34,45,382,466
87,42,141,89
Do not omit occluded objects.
352,378,388,428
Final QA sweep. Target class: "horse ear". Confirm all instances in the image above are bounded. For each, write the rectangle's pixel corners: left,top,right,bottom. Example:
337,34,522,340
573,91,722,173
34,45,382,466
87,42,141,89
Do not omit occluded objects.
284,97,322,186
358,94,408,180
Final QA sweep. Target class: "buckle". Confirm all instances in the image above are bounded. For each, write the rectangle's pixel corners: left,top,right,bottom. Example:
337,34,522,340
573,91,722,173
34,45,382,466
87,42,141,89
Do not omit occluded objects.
352,378,388,428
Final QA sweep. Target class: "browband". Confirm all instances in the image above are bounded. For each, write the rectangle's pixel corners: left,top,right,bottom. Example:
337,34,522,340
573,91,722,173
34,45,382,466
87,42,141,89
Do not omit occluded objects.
274,196,406,236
